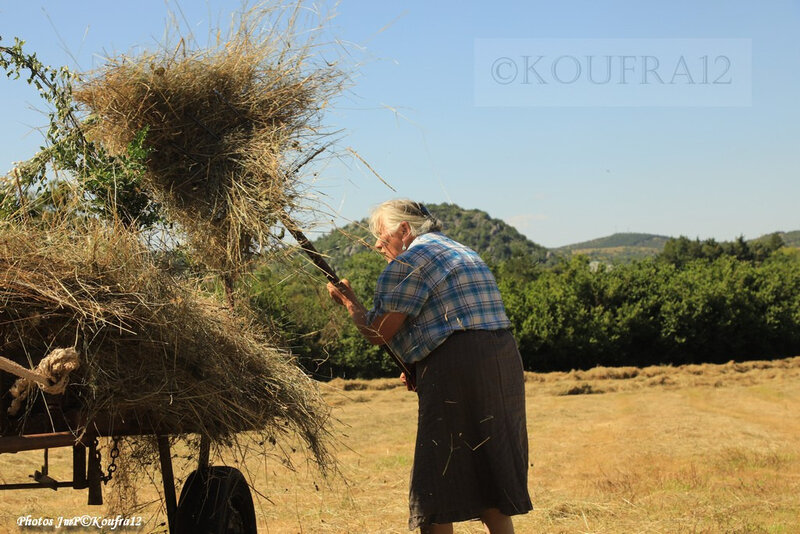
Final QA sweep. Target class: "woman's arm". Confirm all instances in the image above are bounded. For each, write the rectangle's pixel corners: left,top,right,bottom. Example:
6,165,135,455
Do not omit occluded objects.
327,280,407,345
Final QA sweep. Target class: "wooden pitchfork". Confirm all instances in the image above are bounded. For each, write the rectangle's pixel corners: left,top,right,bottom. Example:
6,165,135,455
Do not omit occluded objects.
280,149,416,391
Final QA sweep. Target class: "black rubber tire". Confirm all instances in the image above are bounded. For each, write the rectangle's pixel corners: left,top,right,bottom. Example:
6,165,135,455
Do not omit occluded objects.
173,466,257,534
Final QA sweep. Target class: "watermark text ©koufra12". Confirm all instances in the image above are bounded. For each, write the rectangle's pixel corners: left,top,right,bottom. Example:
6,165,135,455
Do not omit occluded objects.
474,38,752,107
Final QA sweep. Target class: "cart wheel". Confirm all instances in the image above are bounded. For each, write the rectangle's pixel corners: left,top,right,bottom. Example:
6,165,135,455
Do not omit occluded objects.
174,466,256,534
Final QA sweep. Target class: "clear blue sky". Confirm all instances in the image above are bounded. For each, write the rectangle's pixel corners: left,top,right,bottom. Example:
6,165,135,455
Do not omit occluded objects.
2,0,799,248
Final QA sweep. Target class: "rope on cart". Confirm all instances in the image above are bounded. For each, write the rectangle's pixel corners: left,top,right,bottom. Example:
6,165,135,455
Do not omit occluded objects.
1,348,80,415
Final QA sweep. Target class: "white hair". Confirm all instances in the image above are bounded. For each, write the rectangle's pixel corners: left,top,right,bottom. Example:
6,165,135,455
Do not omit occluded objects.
368,199,442,237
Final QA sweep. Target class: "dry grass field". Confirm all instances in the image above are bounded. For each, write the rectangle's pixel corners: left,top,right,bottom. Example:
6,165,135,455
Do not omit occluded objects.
2,356,799,533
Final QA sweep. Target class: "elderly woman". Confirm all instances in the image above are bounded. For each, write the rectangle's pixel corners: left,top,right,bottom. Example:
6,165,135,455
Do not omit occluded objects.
327,199,532,534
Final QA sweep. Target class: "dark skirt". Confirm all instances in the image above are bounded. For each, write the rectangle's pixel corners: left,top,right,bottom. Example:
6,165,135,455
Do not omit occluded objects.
408,329,532,530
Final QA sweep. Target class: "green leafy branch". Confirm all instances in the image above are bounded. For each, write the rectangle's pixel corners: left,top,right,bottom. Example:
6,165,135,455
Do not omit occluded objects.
0,35,161,227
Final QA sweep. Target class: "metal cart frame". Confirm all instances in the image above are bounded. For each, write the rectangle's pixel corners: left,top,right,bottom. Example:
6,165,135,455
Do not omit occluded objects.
0,387,256,534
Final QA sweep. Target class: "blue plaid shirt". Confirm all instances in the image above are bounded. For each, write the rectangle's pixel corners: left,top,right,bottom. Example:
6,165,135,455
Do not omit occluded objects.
366,232,510,364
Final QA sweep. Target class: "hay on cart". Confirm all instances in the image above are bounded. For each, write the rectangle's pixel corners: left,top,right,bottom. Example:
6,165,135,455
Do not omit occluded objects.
0,218,331,468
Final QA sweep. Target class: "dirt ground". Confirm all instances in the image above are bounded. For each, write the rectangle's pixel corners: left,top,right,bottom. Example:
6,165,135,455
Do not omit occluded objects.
1,356,799,533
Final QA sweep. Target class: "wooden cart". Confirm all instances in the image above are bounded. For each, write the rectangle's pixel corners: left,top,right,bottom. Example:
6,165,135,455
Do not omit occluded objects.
0,376,257,534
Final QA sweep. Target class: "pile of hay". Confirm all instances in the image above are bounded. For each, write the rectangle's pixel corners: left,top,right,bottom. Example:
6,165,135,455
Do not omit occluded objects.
0,5,348,482
74,6,341,276
0,218,331,466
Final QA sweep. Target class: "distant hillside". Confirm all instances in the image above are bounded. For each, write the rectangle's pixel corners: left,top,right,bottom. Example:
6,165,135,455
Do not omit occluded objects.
782,231,800,248
752,230,800,249
560,233,671,250
555,231,800,263
555,232,671,262
313,203,548,269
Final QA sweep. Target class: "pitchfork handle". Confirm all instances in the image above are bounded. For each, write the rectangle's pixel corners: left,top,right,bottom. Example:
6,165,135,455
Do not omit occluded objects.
281,221,416,391
289,228,344,287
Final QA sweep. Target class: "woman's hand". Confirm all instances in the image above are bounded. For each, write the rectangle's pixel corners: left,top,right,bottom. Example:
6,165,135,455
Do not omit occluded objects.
327,279,356,307
400,372,416,392
328,279,408,346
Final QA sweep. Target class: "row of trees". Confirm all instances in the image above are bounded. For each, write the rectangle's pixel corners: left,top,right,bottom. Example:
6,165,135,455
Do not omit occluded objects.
249,234,800,377
660,234,785,266
500,248,800,371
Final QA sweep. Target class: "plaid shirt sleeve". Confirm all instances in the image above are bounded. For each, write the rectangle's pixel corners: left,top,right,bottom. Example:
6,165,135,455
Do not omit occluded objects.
367,255,430,322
